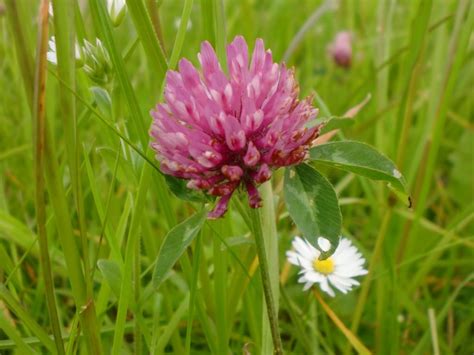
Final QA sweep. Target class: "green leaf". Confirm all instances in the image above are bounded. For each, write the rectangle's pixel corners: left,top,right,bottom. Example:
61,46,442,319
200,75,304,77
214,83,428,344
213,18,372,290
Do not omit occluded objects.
309,141,408,195
164,175,209,203
97,259,122,298
152,210,207,289
284,164,342,254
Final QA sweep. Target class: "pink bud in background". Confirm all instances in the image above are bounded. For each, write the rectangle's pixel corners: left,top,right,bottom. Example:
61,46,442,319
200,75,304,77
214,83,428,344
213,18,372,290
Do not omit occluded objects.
150,36,321,219
329,31,352,68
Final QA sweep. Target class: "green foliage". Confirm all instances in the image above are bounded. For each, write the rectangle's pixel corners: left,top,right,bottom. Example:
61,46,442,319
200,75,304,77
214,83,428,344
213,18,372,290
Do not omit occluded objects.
309,141,407,195
153,210,207,289
284,164,342,254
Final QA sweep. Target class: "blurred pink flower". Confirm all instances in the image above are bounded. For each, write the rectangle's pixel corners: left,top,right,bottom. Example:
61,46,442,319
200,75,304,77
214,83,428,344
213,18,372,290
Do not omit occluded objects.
329,31,352,68
150,36,321,218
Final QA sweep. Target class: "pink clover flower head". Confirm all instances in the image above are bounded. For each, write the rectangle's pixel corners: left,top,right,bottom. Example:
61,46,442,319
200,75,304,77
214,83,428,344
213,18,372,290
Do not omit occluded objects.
150,36,321,219
329,31,352,68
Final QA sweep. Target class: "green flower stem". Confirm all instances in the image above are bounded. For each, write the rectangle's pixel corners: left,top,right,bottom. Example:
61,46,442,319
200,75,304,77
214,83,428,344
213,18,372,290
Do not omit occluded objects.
260,181,280,353
248,202,283,354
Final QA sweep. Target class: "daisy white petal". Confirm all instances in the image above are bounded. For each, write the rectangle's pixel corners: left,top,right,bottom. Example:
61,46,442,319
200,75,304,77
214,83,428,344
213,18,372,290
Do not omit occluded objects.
287,236,367,297
317,237,331,252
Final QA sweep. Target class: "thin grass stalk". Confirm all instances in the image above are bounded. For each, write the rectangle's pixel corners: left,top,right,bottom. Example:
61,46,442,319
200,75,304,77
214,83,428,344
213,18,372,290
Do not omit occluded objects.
134,232,142,355
89,0,148,148
428,308,440,355
125,0,168,80
0,314,35,354
65,315,80,354
74,2,87,41
89,0,176,251
248,206,283,354
0,285,56,352
213,0,227,68
349,209,392,338
146,0,166,54
4,0,34,105
375,0,395,154
213,220,229,353
412,273,473,354
282,0,335,62
397,0,472,261
90,144,122,279
51,3,98,345
33,1,65,353
185,233,202,354
47,72,162,174
395,0,432,167
201,0,215,45
313,290,371,355
111,163,151,353
180,253,219,354
5,2,102,351
169,0,194,69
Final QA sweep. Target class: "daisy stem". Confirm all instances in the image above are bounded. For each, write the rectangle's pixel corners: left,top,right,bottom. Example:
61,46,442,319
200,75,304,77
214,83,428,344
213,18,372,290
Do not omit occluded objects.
248,205,283,354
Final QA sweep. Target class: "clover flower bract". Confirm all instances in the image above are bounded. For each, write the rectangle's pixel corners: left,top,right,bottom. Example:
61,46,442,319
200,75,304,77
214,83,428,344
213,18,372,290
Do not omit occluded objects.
150,36,321,218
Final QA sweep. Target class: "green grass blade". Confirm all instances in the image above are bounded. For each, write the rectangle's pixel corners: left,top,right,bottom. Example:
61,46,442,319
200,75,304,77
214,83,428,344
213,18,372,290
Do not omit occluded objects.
33,1,64,352
111,163,152,353
201,0,215,44
0,284,56,352
89,0,150,148
4,0,34,105
155,293,190,353
125,0,168,79
169,0,194,70
0,312,35,354
185,233,202,354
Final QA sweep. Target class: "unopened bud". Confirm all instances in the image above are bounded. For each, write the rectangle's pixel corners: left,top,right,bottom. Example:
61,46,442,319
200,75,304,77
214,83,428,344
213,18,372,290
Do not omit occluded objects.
107,0,127,27
82,39,113,85
329,31,352,68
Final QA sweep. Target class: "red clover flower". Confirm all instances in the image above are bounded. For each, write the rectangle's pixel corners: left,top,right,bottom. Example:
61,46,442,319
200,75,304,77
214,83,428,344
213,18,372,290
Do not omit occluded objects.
150,36,321,218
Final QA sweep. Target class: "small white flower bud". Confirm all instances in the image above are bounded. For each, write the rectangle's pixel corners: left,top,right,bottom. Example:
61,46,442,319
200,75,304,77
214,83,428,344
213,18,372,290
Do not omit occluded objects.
107,0,127,27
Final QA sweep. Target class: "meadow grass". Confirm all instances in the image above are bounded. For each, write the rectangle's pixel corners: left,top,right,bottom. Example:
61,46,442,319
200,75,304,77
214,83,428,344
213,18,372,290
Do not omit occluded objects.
0,0,473,354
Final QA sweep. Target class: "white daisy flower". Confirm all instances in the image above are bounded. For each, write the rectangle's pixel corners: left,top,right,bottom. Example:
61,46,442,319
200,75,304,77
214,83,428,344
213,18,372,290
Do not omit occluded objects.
286,236,367,297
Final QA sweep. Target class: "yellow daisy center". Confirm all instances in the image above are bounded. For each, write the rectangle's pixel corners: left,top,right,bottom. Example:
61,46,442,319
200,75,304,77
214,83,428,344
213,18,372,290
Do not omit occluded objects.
313,257,334,275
